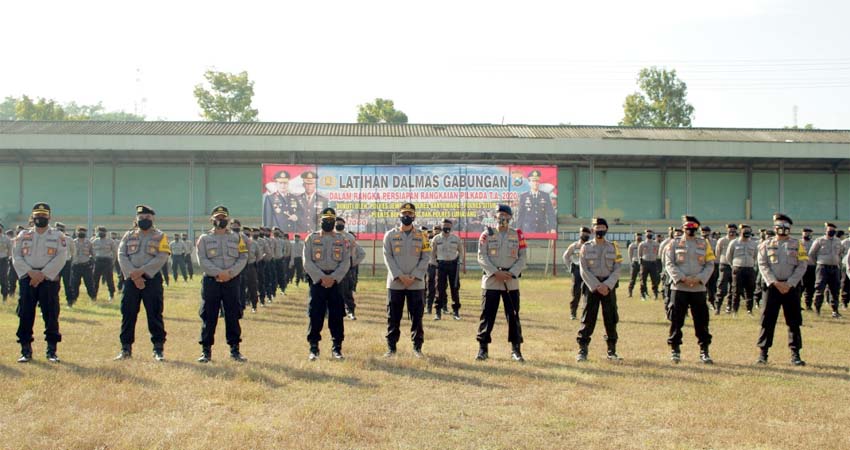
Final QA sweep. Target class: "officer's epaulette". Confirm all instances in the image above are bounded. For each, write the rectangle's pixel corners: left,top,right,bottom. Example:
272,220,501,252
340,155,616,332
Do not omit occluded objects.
19,229,34,240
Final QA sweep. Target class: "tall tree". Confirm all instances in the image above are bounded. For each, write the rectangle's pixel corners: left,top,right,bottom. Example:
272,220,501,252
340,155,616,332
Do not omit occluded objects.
357,98,408,123
0,96,144,121
15,96,66,121
620,67,695,127
193,70,258,122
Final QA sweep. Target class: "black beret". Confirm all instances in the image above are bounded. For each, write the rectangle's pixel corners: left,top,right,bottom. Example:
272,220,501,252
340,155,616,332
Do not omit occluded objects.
497,204,513,216
772,213,793,225
825,222,837,228
580,227,591,233
592,217,608,227
701,226,711,232
726,223,738,229
136,204,155,215
211,205,229,217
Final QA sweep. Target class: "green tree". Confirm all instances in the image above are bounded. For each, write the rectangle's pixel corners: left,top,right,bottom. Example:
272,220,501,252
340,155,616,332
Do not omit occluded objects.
784,124,815,130
357,98,408,123
193,70,258,122
620,67,695,127
0,96,144,121
63,101,145,121
1,96,17,120
15,96,66,120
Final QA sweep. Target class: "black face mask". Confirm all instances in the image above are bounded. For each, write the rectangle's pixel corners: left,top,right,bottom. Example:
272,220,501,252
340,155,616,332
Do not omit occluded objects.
827,230,836,237
214,219,228,229
400,216,414,226
646,234,653,239
776,227,789,236
252,234,259,240
98,232,106,238
77,233,86,239
137,219,153,231
803,234,811,241
595,230,607,238
702,233,710,239
684,229,697,237
443,227,451,234
231,228,241,234
33,217,49,228
335,224,345,232
743,231,753,238
321,221,335,232
580,234,590,242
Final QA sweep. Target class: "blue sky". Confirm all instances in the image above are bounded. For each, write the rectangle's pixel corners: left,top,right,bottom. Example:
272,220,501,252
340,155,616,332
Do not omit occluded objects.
2,0,848,128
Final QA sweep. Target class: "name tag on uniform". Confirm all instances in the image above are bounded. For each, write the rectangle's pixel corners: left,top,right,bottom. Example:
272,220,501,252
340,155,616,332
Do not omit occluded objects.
47,247,56,256
314,249,323,260
209,248,218,256
489,248,497,256
394,247,401,254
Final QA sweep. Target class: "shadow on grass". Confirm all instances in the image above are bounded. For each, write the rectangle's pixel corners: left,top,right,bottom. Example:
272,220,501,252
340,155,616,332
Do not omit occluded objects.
61,361,161,387
425,354,598,388
0,363,24,377
632,358,850,382
169,360,286,389
528,358,706,384
253,361,377,388
363,357,506,389
62,316,101,326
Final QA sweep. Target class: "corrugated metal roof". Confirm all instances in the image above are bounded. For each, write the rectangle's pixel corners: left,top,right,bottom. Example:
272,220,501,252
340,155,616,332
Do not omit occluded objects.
1,121,848,143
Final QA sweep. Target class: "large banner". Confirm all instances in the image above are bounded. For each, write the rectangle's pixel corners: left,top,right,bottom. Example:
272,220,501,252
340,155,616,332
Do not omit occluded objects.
262,164,557,240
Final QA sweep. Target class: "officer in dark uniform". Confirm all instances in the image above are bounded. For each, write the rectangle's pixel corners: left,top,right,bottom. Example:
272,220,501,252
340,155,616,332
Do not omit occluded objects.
714,224,738,314
263,170,300,232
515,170,557,233
305,208,351,360
627,232,642,298
196,206,249,362
12,203,68,363
664,216,716,364
756,213,808,366
562,227,591,320
808,222,844,317
115,205,171,361
91,226,117,301
577,217,623,362
296,171,331,234
382,202,431,357
335,217,366,320
638,229,661,301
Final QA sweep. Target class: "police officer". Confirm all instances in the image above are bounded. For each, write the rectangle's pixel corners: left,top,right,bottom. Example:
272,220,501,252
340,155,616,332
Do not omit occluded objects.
660,226,684,309
702,226,719,307
291,234,305,286
476,204,527,362
254,228,268,304
383,202,431,357
12,203,68,363
70,226,95,304
638,229,661,301
239,226,261,312
576,217,623,362
0,222,10,302
263,170,299,232
665,216,716,364
839,229,850,309
260,227,277,302
808,222,845,317
92,226,117,301
515,170,557,233
115,205,171,361
562,227,591,320
726,224,758,315
297,171,330,234
798,228,816,310
425,226,439,315
756,213,808,366
182,233,195,280
305,208,351,360
431,219,465,320
111,231,125,292
279,230,293,295
271,227,287,296
627,233,642,298
9,227,25,298
714,224,738,314
170,233,188,282
53,222,74,305
335,217,366,320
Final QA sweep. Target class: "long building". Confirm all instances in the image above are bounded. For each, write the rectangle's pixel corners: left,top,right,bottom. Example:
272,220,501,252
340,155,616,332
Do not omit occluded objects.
1,121,848,241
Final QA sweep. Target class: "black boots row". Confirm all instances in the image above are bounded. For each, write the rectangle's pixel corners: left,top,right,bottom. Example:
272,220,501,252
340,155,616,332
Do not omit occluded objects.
17,343,59,363
476,343,524,362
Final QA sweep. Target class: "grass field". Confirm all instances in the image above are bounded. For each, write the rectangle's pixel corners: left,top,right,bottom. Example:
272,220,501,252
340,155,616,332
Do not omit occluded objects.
1,273,849,450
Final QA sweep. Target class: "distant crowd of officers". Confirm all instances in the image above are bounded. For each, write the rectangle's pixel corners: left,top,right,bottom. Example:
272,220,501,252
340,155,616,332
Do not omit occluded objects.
3,200,848,368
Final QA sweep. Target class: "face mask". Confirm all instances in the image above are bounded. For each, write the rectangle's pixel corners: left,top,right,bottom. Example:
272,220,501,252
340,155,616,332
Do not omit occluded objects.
743,231,753,238
252,234,259,239
335,224,345,232
827,230,836,237
776,228,789,236
580,234,590,242
231,227,241,234
33,217,49,228
684,229,697,237
803,234,811,241
400,216,414,226
443,227,451,234
646,234,653,239
319,221,334,232
214,219,228,229
497,217,510,226
138,219,153,231
97,232,106,238
77,232,86,238
595,230,607,238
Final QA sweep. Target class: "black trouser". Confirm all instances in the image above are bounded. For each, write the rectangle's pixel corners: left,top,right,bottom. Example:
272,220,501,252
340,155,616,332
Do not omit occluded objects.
386,289,425,348
341,267,357,314
92,257,115,298
256,260,267,302
576,286,618,349
280,257,291,292
426,264,438,308
716,264,733,310
667,289,712,349
160,262,170,286
292,257,304,285
627,261,640,294
8,262,19,296
754,270,764,305
70,261,95,301
731,266,756,312
840,270,849,307
569,264,582,314
814,264,841,313
16,278,61,345
186,254,194,279
120,272,166,349
115,260,124,293
199,275,242,347
706,265,718,305
800,265,815,307
0,257,9,299
437,259,461,313
242,263,259,309
477,289,523,346
60,260,72,303
640,260,660,297
171,254,187,281
264,259,277,298
758,284,803,352
307,277,345,348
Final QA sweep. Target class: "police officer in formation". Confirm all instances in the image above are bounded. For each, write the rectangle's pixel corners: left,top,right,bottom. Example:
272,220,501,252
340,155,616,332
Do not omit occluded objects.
665,215,716,364
335,217,366,320
53,222,74,306
808,222,845,317
278,229,293,296
562,227,590,320
181,233,194,280
70,225,96,304
714,224,738,314
170,233,189,282
839,229,850,308
638,228,661,301
576,217,623,361
12,203,68,363
271,227,287,296
627,232,642,298
756,213,808,366
305,208,352,360
727,224,758,315
0,222,11,302
291,234,305,286
702,226,719,306
237,225,261,313
425,226,439,315
111,230,125,292
92,226,117,301
476,204,527,362
798,228,816,310
431,219,465,321
196,206,249,362
382,202,431,357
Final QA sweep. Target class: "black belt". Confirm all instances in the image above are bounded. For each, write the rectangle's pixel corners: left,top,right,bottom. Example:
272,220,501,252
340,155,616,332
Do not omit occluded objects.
437,259,458,263
817,264,839,268
322,270,334,275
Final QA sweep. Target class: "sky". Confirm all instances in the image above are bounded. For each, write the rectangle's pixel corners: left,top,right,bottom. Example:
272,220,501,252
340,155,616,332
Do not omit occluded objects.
2,0,849,129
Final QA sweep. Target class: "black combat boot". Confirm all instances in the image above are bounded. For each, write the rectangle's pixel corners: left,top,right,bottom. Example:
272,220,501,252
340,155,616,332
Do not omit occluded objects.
46,342,60,363
476,344,488,361
791,350,806,366
576,345,588,362
607,342,622,361
309,344,320,361
671,346,681,364
230,345,247,362
412,343,423,358
114,345,132,361
17,343,33,363
699,347,713,364
153,344,165,362
332,343,344,360
197,346,212,363
757,348,768,364
383,344,397,358
511,343,524,362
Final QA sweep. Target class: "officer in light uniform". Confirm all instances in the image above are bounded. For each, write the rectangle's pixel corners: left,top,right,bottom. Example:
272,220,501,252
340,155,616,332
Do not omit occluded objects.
627,232,642,298
54,222,74,305
807,222,845,317
12,203,68,363
425,226,439,316
182,233,195,280
714,224,738,314
70,226,95,304
291,234,305,286
756,213,808,366
577,217,623,362
476,204,527,362
280,230,293,295
727,224,759,315
664,216,716,364
196,206,249,362
431,218,465,321
92,226,118,301
839,229,850,309
335,217,366,320
271,227,286,296
383,202,431,357
0,221,11,302
304,208,352,360
169,234,188,282
562,227,591,320
638,229,661,301
702,226,719,307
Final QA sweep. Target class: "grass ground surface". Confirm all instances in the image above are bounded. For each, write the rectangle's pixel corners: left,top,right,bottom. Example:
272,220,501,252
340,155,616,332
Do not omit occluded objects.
1,274,849,450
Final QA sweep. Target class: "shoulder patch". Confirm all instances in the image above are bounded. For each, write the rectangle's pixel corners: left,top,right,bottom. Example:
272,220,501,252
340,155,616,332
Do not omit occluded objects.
238,236,248,253
516,229,528,249
158,233,171,254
